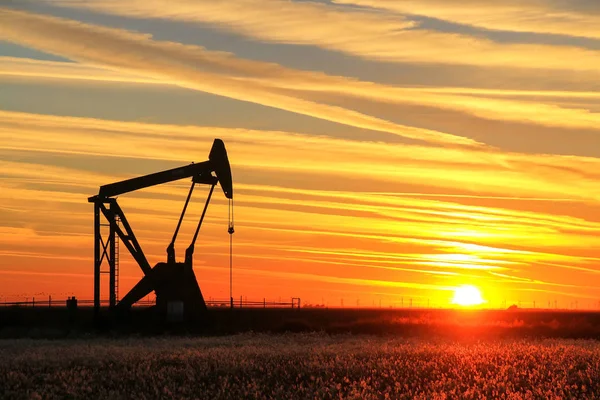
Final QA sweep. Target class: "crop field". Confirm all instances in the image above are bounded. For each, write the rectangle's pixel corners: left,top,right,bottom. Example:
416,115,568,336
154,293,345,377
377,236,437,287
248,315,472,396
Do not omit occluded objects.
1,334,599,399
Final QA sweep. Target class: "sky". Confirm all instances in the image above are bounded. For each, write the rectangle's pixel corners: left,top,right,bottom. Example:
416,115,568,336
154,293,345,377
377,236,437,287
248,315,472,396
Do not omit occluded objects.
1,0,600,309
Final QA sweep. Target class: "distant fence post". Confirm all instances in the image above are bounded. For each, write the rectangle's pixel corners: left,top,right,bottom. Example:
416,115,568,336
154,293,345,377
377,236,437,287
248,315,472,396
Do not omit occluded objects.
49,295,51,308
263,298,266,308
240,295,242,308
32,297,35,308
291,297,301,309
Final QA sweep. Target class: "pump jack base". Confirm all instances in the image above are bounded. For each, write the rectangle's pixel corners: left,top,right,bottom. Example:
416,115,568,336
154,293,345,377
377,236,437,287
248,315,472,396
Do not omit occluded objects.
117,262,208,323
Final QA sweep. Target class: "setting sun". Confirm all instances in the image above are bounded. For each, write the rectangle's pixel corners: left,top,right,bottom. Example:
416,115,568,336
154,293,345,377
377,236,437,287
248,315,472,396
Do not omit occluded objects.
452,285,485,307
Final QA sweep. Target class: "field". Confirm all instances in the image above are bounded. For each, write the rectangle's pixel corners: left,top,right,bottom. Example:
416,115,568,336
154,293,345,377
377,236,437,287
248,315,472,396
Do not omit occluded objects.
2,308,599,398
1,307,600,339
1,334,599,399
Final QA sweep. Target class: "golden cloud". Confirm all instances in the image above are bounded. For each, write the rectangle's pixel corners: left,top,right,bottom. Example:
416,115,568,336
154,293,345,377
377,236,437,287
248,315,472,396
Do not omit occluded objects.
0,8,479,147
40,0,600,69
4,56,600,132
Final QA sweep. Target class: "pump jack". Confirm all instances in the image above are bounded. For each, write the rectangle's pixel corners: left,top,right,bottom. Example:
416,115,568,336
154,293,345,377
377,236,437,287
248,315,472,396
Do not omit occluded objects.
88,139,233,322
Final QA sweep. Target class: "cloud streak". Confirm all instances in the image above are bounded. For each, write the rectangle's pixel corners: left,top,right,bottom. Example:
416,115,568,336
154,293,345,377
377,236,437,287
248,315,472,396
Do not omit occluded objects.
3,109,600,202
41,0,600,70
334,0,600,40
4,56,600,133
0,8,479,147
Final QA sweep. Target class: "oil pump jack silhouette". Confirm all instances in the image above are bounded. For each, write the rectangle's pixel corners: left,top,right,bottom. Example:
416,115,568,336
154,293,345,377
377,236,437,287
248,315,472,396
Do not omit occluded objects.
88,139,233,322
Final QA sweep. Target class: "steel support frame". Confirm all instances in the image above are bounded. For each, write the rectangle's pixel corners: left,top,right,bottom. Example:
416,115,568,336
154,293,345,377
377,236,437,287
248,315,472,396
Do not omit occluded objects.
93,198,117,317
92,178,218,318
92,197,154,317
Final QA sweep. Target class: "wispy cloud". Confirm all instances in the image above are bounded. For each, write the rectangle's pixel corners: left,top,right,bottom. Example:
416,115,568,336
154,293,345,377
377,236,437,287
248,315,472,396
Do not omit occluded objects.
334,0,600,40
39,0,600,70
0,8,479,147
3,109,600,202
4,56,600,132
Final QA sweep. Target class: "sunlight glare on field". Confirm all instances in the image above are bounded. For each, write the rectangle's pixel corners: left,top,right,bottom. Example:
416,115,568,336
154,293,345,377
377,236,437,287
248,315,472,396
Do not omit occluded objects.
452,285,485,307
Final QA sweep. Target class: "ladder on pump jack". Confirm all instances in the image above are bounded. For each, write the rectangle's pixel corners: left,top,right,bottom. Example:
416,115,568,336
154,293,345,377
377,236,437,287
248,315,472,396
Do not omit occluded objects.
114,215,120,303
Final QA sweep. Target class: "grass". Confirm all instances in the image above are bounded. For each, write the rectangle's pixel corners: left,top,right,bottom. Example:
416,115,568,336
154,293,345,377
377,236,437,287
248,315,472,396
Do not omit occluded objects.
1,334,599,399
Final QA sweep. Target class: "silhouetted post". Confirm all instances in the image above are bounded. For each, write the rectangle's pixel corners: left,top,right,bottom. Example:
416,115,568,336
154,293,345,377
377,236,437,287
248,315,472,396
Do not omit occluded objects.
533,300,536,309
230,297,233,309
49,295,51,308
93,202,100,318
67,297,78,322
109,204,116,309
401,297,404,308
240,295,242,308
263,298,266,308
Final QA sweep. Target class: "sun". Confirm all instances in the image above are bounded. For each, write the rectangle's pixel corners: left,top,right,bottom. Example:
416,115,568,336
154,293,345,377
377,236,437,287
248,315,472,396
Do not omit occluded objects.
452,285,485,307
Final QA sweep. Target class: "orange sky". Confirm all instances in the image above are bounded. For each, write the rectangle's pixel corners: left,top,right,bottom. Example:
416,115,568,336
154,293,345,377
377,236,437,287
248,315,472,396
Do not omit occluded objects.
1,2,600,308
